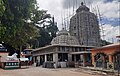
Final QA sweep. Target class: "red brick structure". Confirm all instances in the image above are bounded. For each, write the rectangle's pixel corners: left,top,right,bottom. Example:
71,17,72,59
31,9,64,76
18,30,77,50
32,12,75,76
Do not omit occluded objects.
92,43,120,70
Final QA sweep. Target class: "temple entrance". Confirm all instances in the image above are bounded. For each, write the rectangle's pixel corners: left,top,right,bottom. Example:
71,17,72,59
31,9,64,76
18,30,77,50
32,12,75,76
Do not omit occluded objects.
94,53,109,68
40,55,45,65
72,54,80,62
47,54,53,61
58,53,68,61
72,53,92,66
113,52,120,70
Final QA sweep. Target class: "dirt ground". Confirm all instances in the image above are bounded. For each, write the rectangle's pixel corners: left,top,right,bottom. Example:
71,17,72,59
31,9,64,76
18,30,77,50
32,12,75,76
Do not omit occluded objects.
0,67,103,76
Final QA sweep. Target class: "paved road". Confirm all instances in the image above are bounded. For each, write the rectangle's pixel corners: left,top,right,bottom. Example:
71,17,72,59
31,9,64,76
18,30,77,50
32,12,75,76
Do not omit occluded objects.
0,67,102,76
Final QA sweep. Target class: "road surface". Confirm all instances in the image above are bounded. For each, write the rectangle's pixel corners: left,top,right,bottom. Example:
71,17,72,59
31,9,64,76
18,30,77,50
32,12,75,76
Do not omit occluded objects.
0,67,103,76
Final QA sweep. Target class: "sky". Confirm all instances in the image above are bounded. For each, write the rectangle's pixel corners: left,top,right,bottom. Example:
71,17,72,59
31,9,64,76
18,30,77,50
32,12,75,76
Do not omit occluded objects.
36,0,120,43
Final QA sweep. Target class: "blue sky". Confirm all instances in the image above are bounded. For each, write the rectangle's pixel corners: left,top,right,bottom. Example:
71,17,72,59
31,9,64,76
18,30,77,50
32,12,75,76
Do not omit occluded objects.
103,0,119,3
102,18,119,26
104,0,113,3
37,0,120,43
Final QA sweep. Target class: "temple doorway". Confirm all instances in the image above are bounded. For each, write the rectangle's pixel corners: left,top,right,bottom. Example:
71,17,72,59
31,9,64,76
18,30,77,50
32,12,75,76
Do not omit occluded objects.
58,53,68,61
72,54,80,62
47,54,53,61
40,55,45,65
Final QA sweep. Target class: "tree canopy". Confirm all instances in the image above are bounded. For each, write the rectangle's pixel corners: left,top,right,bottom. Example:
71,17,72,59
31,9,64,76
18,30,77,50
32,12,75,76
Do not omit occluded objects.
0,0,58,51
0,0,5,17
28,12,58,48
0,0,38,49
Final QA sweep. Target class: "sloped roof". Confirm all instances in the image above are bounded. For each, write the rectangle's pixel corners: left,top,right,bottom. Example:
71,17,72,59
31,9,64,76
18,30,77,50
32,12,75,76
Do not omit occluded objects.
51,29,79,45
94,42,120,50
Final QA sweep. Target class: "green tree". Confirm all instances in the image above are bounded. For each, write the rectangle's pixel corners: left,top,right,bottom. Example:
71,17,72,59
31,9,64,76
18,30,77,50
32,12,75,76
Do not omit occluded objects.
0,0,58,50
35,16,58,48
0,0,5,17
0,0,5,40
0,0,38,49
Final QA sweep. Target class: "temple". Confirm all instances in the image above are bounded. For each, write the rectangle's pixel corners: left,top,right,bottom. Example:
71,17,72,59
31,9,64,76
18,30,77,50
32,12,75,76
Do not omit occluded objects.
69,2,101,46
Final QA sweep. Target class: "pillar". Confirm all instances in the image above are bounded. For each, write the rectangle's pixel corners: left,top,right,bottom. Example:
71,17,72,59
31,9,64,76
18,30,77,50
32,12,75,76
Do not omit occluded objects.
53,53,58,62
37,56,40,62
33,56,35,63
92,54,95,67
109,54,113,63
37,56,39,62
74,55,76,62
36,56,40,66
81,54,86,67
107,54,114,69
45,54,47,62
68,54,72,62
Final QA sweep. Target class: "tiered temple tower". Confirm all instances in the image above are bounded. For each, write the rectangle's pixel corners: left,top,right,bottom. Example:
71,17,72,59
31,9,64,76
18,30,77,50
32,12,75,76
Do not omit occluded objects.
69,2,101,46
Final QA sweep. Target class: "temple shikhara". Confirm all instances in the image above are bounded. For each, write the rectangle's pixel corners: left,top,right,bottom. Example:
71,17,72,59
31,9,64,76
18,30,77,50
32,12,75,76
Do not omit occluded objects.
69,2,101,47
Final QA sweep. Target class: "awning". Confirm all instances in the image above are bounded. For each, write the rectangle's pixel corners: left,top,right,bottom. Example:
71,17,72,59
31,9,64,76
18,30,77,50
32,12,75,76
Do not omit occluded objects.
20,58,29,61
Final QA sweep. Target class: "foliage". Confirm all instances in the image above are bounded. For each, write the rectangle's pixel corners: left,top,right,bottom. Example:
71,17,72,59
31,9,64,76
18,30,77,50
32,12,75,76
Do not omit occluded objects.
100,40,112,46
18,2,59,48
0,0,58,50
0,0,5,17
0,0,5,40
0,0,38,49
28,15,58,48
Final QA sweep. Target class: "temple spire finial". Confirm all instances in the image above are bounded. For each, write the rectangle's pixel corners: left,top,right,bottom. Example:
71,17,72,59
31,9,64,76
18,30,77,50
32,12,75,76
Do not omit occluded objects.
81,2,84,5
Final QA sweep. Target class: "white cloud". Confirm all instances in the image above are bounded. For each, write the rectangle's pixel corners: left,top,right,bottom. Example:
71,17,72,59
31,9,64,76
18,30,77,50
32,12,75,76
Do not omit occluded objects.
37,0,64,30
93,1,119,19
103,24,120,43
